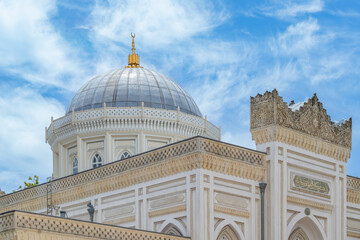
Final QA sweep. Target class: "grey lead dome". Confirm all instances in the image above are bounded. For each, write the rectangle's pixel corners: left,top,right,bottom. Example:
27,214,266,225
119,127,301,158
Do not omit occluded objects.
67,68,202,117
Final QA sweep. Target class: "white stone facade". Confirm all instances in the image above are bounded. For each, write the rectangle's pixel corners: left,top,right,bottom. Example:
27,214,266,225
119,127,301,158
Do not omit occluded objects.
1,77,360,240
46,106,220,178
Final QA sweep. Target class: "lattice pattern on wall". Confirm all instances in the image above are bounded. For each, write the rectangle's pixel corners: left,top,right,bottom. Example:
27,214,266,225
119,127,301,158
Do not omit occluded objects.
0,137,265,212
0,212,14,232
144,108,177,119
53,115,72,129
75,109,104,121
107,108,142,117
179,113,204,126
348,176,360,190
0,211,188,240
201,140,264,165
46,107,219,146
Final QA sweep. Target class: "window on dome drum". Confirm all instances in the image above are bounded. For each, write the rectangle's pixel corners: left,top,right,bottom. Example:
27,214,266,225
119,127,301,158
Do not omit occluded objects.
72,157,78,174
92,153,102,168
120,151,131,160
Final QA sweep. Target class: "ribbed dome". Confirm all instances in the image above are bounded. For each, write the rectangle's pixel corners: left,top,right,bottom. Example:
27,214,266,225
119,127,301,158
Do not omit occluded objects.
67,68,202,117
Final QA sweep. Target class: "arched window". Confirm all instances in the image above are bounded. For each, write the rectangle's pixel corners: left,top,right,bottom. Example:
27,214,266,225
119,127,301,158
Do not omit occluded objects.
120,151,131,160
217,225,240,240
92,153,102,168
161,223,183,236
72,157,78,174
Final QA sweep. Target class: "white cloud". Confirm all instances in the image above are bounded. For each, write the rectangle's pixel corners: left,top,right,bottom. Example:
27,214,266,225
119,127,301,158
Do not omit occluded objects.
271,18,321,55
90,0,227,48
0,0,87,90
260,0,323,18
88,0,228,72
0,84,64,193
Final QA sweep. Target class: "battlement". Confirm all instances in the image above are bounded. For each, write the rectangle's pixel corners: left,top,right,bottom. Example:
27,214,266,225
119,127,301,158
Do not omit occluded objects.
250,89,352,149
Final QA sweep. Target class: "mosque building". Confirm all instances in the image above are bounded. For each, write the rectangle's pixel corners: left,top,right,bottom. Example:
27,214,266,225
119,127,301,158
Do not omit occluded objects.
0,35,360,240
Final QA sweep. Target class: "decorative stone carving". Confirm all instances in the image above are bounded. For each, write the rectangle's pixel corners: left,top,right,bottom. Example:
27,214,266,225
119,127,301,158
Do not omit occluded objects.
0,211,187,240
0,137,266,213
150,194,185,209
347,176,360,204
215,193,248,209
250,89,352,149
293,175,330,194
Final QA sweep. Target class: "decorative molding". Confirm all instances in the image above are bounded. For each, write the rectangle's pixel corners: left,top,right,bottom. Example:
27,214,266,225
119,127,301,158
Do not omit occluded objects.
251,125,351,162
347,176,360,204
250,89,351,161
0,211,188,240
149,205,186,217
250,89,351,148
347,231,360,238
287,196,333,211
150,194,185,209
347,176,360,190
0,137,266,213
47,107,220,147
347,189,360,204
214,205,250,218
293,175,330,195
215,193,248,209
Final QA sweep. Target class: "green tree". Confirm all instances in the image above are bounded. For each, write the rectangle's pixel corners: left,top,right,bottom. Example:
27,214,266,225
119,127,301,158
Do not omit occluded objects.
23,175,39,188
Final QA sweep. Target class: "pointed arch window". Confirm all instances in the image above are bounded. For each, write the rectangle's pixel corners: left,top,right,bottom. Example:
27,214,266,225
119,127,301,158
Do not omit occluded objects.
92,153,102,168
72,157,78,174
161,223,182,236
120,151,131,160
216,225,240,240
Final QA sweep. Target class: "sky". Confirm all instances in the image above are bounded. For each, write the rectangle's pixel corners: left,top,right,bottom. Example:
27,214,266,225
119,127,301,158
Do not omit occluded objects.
0,0,359,193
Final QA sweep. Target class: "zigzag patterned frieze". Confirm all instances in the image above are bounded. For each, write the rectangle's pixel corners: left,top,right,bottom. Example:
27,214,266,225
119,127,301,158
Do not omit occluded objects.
0,137,266,213
0,211,189,240
250,89,352,149
347,176,360,204
347,176,360,190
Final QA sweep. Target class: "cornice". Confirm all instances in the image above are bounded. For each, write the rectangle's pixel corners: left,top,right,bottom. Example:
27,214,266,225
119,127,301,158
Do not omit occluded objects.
0,137,266,213
251,125,351,162
47,107,220,147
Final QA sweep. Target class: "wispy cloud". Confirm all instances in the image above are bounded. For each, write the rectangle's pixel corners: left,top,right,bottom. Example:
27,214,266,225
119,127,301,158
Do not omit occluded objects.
271,18,321,55
0,84,65,193
259,0,323,18
88,0,228,73
0,0,88,90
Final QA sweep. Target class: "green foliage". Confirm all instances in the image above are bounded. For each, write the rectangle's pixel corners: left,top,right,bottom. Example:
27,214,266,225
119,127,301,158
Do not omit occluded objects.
12,175,40,192
24,175,39,188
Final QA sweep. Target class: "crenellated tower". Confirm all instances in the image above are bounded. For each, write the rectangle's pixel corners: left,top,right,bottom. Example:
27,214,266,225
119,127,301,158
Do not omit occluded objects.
250,89,352,240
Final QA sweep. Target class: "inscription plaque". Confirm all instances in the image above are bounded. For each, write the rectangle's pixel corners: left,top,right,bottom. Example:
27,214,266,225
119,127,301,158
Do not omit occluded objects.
293,175,330,194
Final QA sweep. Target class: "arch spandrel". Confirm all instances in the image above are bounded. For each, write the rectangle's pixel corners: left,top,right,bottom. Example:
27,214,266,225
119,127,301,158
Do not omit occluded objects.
216,225,240,240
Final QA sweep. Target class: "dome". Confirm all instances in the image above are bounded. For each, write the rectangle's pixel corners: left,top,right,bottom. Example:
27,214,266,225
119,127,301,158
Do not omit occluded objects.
67,67,202,117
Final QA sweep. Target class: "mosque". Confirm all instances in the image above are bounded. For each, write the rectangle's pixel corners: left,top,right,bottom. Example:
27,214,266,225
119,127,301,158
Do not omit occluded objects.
0,35,359,240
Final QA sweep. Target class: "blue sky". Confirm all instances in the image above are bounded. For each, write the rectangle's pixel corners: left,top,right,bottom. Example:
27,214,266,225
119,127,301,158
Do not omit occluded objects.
0,0,359,193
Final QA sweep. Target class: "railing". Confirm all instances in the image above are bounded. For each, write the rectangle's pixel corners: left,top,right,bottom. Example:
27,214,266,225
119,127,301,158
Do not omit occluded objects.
46,107,220,142
0,211,190,240
0,137,265,212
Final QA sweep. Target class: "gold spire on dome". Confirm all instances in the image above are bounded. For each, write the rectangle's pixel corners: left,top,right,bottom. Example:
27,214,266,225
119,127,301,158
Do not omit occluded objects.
125,33,142,68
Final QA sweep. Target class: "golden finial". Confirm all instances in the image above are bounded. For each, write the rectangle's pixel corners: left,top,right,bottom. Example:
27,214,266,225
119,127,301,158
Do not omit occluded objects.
126,33,142,68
